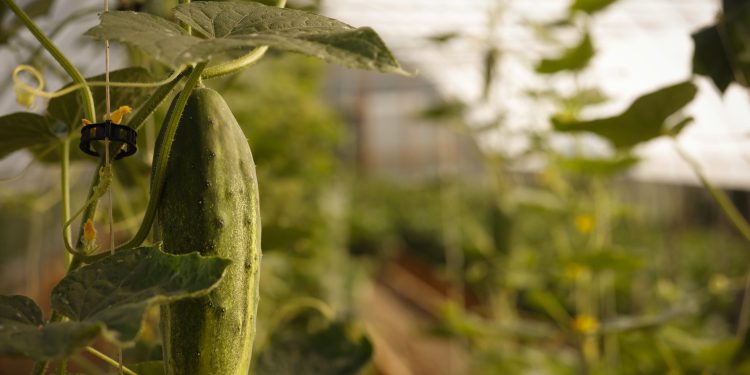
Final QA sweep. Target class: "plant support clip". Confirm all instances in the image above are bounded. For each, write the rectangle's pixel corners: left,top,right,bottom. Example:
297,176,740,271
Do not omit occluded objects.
79,120,137,160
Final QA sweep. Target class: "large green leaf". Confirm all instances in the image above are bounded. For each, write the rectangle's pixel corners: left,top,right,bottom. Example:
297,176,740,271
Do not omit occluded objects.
255,321,373,375
47,67,156,127
51,245,230,345
84,11,221,69
692,26,734,93
86,1,407,74
0,112,59,159
569,0,619,14
0,295,100,360
552,81,697,148
176,1,405,74
692,2,750,92
536,33,594,74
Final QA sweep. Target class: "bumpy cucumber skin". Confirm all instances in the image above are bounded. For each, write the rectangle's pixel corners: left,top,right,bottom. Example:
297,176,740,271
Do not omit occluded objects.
157,87,261,375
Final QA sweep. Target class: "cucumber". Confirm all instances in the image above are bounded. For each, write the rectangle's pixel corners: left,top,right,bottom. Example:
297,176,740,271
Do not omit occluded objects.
156,87,261,375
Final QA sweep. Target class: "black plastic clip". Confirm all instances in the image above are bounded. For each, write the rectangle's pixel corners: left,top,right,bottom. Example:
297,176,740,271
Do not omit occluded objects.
79,120,137,160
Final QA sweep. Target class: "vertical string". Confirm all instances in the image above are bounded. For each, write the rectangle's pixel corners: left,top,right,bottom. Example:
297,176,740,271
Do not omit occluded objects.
102,0,122,373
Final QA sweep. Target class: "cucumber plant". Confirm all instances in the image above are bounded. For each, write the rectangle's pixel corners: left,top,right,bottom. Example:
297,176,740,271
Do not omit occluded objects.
0,0,406,374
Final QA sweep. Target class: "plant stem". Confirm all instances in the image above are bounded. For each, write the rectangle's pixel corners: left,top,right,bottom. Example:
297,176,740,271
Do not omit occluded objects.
673,142,750,337
202,46,269,79
30,361,49,375
57,359,66,375
180,0,191,34
3,0,96,122
128,70,186,132
61,138,73,265
84,347,137,375
673,142,750,243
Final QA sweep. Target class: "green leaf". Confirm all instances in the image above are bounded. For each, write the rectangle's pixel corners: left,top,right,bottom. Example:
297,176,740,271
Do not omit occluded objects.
665,116,694,137
51,245,230,345
569,0,619,14
427,31,461,44
86,2,407,74
536,33,594,74
552,81,697,148
47,67,156,127
176,1,406,74
692,2,750,93
0,112,59,160
84,11,212,69
0,295,100,360
419,100,466,120
255,321,373,375
692,26,734,93
559,155,640,175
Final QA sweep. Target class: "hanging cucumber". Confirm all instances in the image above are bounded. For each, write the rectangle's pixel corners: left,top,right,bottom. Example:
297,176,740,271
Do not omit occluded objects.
156,87,261,375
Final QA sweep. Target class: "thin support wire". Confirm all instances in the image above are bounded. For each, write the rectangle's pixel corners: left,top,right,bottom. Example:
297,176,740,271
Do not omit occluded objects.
102,0,122,373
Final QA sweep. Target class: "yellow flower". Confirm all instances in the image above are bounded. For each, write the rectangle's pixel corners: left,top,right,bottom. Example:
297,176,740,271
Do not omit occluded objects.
709,274,730,295
110,106,132,124
564,263,591,282
83,219,97,243
572,314,599,334
574,214,594,234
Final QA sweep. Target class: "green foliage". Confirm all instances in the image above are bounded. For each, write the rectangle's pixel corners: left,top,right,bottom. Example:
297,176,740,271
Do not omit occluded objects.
553,81,697,148
0,112,57,159
0,68,157,163
86,1,407,74
692,1,750,92
536,33,594,74
0,246,228,360
256,320,373,375
0,295,100,360
51,245,230,345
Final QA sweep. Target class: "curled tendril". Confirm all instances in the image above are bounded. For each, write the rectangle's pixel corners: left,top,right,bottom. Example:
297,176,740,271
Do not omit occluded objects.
11,64,183,105
13,64,45,109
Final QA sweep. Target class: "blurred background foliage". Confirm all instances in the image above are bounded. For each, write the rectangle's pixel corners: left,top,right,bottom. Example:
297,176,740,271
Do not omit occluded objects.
2,0,750,374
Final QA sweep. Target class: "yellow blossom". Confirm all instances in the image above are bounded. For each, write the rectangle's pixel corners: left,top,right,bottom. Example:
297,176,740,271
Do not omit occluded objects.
110,106,132,124
574,214,594,234
709,274,730,295
83,219,97,243
572,314,599,334
564,263,591,282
